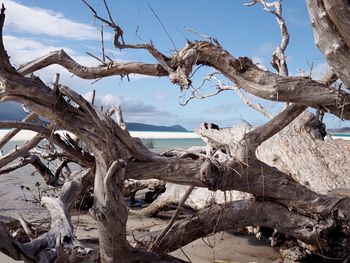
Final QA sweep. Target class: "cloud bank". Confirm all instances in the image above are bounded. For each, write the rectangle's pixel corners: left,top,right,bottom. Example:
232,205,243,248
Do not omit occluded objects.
2,0,105,40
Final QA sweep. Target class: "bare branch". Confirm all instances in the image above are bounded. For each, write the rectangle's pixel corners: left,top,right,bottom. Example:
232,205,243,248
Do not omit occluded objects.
126,156,341,216
151,185,195,250
106,105,127,130
17,49,168,78
0,5,14,73
100,26,106,62
0,121,94,168
244,104,307,150
81,0,179,80
17,212,34,240
0,153,63,186
199,74,274,119
0,169,98,262
151,199,322,254
245,0,289,77
0,155,34,174
54,159,73,179
233,86,274,119
146,2,177,52
0,112,38,149
0,124,55,169
86,51,107,65
16,41,350,120
0,222,22,260
102,0,116,27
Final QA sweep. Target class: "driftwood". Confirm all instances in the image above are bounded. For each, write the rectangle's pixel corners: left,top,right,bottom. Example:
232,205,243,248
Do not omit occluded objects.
0,1,350,262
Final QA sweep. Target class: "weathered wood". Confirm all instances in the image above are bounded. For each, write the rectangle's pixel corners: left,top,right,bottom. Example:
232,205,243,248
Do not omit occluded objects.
130,182,250,216
148,199,323,254
18,49,168,79
306,0,350,88
0,2,350,261
0,170,100,262
0,112,38,149
259,111,350,193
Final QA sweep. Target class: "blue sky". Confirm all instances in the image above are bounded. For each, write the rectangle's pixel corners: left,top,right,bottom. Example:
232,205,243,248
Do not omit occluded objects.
0,0,348,130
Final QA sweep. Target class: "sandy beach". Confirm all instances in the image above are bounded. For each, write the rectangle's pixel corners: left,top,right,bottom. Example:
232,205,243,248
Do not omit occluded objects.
0,212,280,263
2,129,349,142
0,129,200,141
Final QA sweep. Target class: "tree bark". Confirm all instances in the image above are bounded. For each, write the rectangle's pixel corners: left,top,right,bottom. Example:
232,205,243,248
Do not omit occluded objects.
306,0,350,89
0,3,350,261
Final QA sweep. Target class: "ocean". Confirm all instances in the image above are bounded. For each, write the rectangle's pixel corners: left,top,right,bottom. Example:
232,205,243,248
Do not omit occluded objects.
141,138,205,153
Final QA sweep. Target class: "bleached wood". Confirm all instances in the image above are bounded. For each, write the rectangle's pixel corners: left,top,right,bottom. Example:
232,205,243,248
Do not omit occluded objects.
0,2,350,261
306,0,350,88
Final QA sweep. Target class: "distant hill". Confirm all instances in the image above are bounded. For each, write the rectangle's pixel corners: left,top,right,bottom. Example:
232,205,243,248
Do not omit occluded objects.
126,123,188,132
327,127,350,134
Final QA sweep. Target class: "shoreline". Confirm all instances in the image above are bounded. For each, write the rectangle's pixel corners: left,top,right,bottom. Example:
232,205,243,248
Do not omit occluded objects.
0,130,200,141
1,129,349,141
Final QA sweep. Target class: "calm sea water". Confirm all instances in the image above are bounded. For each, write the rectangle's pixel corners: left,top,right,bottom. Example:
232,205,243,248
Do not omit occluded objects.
141,138,205,153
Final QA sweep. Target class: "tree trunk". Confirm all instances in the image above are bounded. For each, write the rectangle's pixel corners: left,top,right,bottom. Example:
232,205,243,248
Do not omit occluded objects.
259,111,350,193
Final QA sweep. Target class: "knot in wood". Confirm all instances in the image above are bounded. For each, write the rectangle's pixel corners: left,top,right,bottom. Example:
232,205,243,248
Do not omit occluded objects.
198,158,212,184
230,57,253,73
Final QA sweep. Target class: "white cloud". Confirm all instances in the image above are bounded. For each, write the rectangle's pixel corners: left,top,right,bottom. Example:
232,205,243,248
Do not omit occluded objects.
3,35,114,92
83,92,175,122
4,35,76,65
5,35,98,65
4,34,151,89
2,0,109,41
4,35,102,67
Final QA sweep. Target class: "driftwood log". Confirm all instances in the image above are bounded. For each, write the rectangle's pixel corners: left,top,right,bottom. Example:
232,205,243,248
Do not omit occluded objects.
0,1,350,262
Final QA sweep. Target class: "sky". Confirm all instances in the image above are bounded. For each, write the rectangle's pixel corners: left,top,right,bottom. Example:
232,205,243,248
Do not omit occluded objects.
0,0,348,130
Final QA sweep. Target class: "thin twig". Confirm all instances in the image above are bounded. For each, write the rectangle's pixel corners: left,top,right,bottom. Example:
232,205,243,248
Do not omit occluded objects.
82,0,115,28
146,2,177,52
91,89,96,105
151,185,195,250
86,52,106,65
102,0,116,25
105,55,114,63
17,212,34,240
180,247,192,262
100,26,106,62
185,27,213,42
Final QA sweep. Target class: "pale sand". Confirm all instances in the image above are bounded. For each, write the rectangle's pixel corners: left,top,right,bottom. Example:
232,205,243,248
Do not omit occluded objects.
0,253,16,263
0,213,280,262
2,129,348,142
73,214,280,263
0,130,199,141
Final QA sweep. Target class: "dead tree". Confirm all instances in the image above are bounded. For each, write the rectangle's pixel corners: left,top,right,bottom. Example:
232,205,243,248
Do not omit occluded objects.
0,1,350,262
